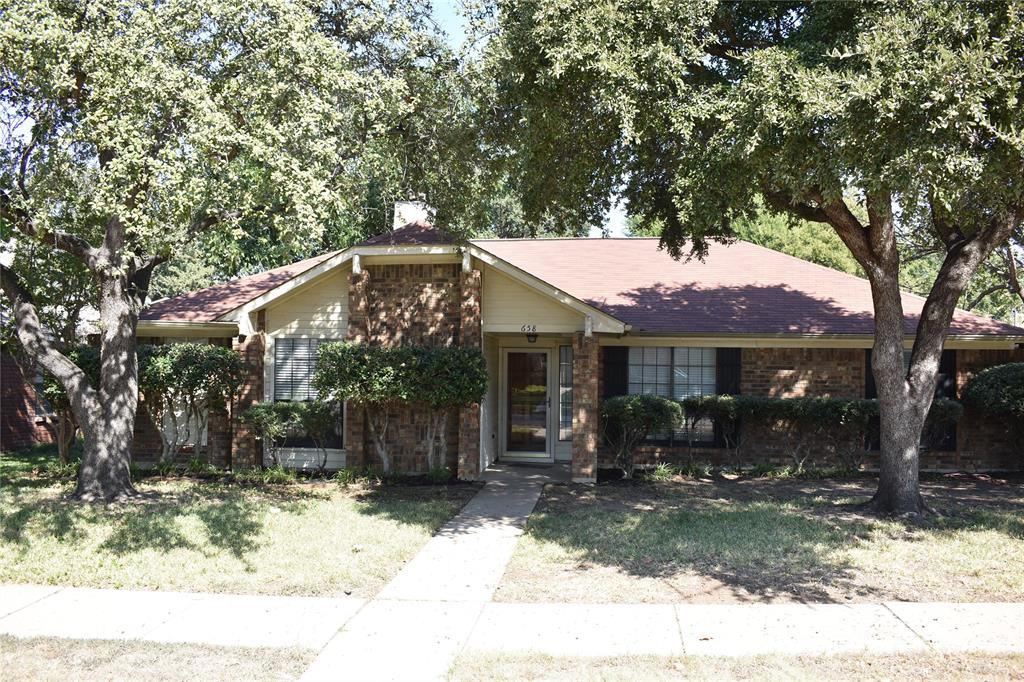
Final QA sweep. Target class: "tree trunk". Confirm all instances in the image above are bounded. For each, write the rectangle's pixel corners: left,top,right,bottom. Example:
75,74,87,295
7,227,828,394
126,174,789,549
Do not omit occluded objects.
869,402,929,515
366,409,391,473
72,273,142,501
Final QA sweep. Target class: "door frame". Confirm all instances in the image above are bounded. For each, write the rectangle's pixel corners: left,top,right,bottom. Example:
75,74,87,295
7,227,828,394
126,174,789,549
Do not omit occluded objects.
498,346,555,462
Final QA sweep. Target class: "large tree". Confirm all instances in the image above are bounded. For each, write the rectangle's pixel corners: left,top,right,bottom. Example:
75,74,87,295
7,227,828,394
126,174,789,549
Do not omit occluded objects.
0,0,447,500
483,0,1024,515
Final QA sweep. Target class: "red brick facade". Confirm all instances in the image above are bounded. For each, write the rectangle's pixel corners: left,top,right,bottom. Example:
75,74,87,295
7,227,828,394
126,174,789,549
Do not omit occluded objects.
344,262,482,476
571,333,600,481
0,351,56,451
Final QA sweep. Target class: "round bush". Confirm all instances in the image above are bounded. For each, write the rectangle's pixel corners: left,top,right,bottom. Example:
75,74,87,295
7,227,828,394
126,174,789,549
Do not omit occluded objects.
962,363,1024,418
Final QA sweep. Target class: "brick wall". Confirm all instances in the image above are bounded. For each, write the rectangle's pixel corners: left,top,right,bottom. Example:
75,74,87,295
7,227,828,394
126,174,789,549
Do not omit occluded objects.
741,347,864,398
230,329,265,469
0,351,56,451
345,262,472,475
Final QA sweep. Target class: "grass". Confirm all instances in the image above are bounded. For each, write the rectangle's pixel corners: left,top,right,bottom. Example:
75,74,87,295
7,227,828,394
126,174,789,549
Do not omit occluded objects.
449,652,1024,681
0,635,314,682
0,449,478,597
495,475,1024,604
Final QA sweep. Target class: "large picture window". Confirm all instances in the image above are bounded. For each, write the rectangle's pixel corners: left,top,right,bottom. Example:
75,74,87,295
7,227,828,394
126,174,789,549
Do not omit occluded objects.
558,346,573,441
627,346,717,444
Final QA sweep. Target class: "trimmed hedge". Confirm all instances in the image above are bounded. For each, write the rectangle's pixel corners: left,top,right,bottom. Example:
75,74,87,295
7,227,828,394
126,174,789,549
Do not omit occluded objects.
313,343,488,473
601,394,683,478
677,395,963,471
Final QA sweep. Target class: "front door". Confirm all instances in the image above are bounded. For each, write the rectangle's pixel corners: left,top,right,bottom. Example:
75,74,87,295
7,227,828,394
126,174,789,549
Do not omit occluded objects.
506,351,549,457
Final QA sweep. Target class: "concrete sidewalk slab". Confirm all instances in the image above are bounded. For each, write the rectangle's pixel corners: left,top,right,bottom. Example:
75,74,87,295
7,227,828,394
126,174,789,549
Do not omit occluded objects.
0,586,365,650
0,585,60,619
885,602,1024,653
0,587,202,640
146,593,366,650
466,603,684,657
676,603,929,656
301,600,484,682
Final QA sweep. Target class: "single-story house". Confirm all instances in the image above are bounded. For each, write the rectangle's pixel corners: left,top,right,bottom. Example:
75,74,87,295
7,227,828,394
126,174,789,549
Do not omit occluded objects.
137,205,1024,479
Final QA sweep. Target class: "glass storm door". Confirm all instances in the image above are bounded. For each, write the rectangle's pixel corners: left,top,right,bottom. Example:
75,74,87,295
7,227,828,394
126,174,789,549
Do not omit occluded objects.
506,351,549,453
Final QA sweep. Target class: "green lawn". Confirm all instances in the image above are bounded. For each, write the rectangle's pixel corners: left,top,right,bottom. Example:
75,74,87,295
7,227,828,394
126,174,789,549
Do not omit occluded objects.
0,450,477,597
495,476,1024,604
1,636,314,682
449,652,1024,682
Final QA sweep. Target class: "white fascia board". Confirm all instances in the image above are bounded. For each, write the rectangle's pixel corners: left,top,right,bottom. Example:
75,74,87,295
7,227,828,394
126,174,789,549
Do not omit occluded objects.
467,244,626,335
136,320,238,338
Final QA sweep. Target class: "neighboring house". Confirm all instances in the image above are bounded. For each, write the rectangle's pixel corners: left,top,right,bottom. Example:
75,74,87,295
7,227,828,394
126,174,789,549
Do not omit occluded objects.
137,206,1024,478
0,344,57,451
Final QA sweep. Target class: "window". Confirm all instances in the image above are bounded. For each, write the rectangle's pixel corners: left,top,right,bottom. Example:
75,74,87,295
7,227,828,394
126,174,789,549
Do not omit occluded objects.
33,367,54,417
274,337,344,449
558,346,573,441
274,338,326,402
627,346,717,444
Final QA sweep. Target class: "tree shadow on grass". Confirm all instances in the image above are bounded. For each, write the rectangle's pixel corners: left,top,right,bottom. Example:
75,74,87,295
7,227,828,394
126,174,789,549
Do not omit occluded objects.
351,483,482,531
2,480,307,567
525,484,884,603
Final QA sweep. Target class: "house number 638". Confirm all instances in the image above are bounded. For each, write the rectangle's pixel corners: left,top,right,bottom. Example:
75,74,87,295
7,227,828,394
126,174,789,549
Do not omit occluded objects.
521,324,537,333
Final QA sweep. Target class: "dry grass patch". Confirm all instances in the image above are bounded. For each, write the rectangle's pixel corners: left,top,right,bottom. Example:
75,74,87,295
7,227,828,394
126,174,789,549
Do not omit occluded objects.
1,453,478,597
0,635,314,682
449,651,1024,681
495,476,1024,604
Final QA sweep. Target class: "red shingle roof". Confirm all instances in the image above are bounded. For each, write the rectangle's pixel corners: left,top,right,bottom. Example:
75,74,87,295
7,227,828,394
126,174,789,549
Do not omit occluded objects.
140,250,341,322
471,238,1024,337
141,233,1024,338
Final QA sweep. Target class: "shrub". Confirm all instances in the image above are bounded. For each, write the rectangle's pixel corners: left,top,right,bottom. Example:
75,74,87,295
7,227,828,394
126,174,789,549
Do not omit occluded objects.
333,468,362,486
408,347,489,471
155,460,179,477
141,343,246,464
242,403,295,467
962,363,1024,425
646,462,678,481
314,343,488,474
601,394,683,479
426,466,453,484
186,456,218,476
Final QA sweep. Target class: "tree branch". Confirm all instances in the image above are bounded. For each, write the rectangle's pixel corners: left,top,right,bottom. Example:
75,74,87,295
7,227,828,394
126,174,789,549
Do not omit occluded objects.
0,263,101,421
0,191,102,269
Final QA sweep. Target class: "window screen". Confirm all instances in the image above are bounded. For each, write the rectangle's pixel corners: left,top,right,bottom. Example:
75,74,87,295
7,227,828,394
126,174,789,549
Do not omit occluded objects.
558,346,573,441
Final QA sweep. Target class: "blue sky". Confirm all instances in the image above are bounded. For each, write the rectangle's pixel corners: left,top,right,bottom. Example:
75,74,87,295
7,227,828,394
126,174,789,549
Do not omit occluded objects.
431,2,627,237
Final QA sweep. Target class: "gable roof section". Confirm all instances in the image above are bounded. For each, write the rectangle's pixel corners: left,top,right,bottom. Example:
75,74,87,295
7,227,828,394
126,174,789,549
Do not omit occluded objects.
141,250,342,322
471,238,1024,337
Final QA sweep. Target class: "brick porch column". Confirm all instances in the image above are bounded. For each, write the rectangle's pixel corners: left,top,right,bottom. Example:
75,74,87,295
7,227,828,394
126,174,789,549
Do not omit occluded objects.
458,268,482,480
230,330,265,469
344,269,371,470
572,332,599,483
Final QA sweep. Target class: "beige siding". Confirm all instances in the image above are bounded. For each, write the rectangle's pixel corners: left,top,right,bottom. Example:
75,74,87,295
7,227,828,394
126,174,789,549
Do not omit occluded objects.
481,266,583,332
265,269,349,337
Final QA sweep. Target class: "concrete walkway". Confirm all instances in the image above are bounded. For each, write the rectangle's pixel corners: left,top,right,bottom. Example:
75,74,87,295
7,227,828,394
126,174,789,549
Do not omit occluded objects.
302,463,567,680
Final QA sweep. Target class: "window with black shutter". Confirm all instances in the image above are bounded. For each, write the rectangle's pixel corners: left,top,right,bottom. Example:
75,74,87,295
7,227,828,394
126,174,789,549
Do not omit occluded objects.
864,348,956,451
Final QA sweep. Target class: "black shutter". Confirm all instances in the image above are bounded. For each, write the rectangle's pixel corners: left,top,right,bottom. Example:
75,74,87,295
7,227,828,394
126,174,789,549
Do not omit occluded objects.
716,348,741,395
931,349,957,451
602,346,628,401
935,349,956,399
864,349,877,398
713,348,742,447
